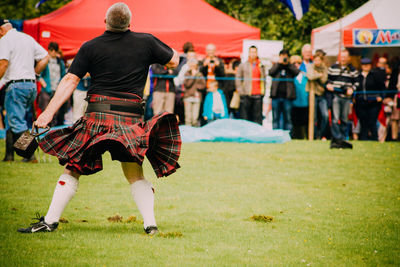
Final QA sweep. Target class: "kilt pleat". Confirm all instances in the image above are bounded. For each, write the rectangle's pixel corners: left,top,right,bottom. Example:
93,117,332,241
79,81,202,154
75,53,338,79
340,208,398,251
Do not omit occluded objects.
39,95,181,177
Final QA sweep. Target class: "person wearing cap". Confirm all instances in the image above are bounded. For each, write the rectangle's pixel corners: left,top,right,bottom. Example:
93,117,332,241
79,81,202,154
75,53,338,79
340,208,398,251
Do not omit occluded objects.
354,58,385,140
17,3,180,236
0,19,49,162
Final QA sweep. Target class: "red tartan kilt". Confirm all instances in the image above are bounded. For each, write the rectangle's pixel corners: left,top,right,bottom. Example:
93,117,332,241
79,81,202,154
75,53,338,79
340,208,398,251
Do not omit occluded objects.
39,94,181,177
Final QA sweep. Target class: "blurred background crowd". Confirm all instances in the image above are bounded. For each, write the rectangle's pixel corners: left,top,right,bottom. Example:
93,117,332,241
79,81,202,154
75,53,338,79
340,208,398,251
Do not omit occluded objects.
2,40,398,146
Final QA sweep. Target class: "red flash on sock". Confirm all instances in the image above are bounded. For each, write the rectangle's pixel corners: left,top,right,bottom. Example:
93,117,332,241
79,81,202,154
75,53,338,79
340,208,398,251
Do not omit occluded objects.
59,181,66,186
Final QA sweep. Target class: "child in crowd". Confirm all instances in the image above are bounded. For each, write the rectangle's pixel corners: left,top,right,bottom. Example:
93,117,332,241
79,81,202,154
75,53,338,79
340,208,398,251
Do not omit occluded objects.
202,80,229,123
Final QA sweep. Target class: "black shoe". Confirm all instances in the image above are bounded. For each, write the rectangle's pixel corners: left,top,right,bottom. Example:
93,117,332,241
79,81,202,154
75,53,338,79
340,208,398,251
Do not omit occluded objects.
21,155,38,163
17,214,58,233
340,140,353,149
2,155,14,162
144,226,158,236
330,139,341,149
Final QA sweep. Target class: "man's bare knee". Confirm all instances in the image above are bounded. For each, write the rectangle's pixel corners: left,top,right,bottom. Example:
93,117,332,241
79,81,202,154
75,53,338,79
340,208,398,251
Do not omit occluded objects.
64,168,81,179
121,162,145,184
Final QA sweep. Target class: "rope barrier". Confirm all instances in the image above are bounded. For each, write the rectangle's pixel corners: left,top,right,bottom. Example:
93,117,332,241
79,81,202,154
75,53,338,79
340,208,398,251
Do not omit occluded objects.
151,74,293,81
151,74,399,95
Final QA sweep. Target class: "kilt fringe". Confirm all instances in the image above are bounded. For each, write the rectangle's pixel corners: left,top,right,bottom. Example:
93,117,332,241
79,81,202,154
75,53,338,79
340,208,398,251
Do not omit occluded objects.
39,110,181,177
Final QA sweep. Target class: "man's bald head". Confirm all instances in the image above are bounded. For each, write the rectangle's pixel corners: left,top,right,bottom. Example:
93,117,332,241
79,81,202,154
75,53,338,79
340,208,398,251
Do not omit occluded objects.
105,2,132,32
301,44,312,62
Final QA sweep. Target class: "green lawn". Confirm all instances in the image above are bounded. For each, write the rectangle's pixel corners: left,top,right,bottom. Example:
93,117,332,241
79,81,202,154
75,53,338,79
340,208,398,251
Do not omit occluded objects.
0,140,399,266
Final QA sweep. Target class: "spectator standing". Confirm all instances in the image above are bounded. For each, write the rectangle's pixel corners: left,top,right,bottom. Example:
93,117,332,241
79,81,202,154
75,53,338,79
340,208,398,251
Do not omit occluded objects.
300,44,312,72
269,49,300,131
38,42,66,125
175,42,194,75
183,59,206,126
306,53,329,139
200,43,225,90
202,80,229,123
236,46,266,125
199,44,225,125
151,63,177,114
326,49,358,149
0,19,49,162
291,55,309,139
354,58,385,140
174,50,197,89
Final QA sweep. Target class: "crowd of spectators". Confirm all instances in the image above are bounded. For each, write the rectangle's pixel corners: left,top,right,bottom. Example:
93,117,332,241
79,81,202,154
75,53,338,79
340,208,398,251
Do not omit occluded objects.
1,34,400,156
147,42,399,148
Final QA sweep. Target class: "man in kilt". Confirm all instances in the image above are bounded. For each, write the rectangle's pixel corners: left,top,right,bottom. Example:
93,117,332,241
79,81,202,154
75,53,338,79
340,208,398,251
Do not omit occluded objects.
18,2,181,235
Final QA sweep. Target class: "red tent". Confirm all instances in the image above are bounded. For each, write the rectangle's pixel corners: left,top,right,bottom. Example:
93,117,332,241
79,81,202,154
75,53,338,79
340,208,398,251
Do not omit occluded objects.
23,0,260,58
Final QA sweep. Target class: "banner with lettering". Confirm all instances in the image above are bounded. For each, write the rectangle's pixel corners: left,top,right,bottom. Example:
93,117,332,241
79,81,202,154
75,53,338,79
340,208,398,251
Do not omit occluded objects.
353,29,400,47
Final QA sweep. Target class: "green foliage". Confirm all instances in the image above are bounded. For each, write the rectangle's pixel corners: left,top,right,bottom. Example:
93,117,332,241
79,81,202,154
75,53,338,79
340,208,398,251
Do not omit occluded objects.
0,0,71,20
206,0,369,54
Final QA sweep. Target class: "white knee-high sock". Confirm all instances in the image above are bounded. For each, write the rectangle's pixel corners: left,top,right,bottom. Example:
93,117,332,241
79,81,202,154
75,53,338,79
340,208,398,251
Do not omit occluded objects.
44,174,79,224
130,179,156,228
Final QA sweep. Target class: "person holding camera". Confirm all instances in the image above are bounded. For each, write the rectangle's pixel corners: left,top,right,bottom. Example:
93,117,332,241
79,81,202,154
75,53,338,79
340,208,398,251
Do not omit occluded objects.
269,49,300,131
200,43,225,90
326,49,358,149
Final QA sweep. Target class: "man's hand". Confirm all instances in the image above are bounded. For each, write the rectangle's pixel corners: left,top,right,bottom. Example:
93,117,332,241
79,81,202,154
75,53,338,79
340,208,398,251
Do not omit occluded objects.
34,73,80,128
383,97,393,105
326,84,334,92
165,49,179,69
34,111,54,128
203,57,211,66
346,88,354,96
35,54,50,74
39,78,47,88
191,68,198,75
377,97,383,102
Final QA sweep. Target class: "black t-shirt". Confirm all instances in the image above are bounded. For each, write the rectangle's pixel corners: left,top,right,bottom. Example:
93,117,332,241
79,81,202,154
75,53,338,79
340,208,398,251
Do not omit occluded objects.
68,30,173,98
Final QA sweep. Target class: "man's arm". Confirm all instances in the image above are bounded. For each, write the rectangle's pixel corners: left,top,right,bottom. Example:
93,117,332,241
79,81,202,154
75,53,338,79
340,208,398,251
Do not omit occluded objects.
165,49,179,69
34,55,50,75
268,63,280,77
0,59,8,79
34,73,80,128
235,63,244,94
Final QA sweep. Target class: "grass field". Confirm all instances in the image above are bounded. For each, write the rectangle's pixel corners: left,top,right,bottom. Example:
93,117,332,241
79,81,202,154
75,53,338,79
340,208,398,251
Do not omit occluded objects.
0,140,399,266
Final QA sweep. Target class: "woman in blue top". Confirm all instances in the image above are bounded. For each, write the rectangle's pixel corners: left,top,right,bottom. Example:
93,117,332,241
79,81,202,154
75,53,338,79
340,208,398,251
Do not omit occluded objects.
202,80,229,123
290,55,309,139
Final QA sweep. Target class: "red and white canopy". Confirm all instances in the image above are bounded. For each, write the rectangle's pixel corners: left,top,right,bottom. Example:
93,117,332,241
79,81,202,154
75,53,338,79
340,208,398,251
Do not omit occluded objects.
311,0,400,56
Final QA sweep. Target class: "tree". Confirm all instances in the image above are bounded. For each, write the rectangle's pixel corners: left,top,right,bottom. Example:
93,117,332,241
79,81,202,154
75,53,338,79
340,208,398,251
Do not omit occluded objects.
205,0,369,54
0,0,71,20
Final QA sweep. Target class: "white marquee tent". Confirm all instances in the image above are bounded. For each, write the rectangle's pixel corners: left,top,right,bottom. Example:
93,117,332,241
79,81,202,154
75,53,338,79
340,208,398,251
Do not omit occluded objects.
311,0,400,56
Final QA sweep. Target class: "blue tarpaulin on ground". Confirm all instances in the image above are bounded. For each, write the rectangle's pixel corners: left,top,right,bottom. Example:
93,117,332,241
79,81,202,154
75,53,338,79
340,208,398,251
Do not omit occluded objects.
179,119,291,143
0,119,291,143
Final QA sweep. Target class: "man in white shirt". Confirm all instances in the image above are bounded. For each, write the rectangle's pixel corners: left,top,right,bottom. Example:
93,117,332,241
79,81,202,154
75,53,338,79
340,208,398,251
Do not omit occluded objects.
0,19,49,162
